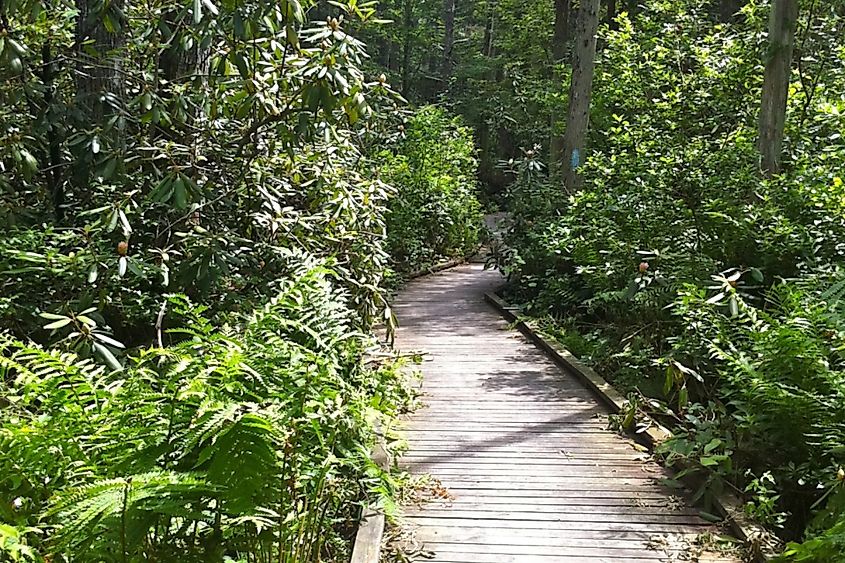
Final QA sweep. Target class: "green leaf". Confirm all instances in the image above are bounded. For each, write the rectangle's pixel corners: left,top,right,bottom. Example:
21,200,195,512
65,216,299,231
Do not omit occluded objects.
700,455,720,467
202,0,218,16
706,292,725,305
698,511,722,523
704,438,722,453
118,209,132,234
93,332,125,349
77,315,97,327
93,342,123,371
663,366,674,396
173,177,187,209
107,211,119,231
39,312,67,320
99,157,118,181
43,318,72,330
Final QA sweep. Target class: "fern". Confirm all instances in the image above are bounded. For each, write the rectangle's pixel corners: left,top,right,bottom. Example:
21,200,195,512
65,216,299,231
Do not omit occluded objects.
47,471,214,554
0,263,408,562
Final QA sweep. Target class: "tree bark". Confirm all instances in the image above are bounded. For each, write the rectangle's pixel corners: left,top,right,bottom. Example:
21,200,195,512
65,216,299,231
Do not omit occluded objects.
549,0,572,179
606,0,618,30
561,0,601,192
401,0,414,96
75,0,126,120
482,1,495,57
441,0,456,84
552,0,571,60
160,11,204,83
377,37,391,68
41,42,64,221
758,0,798,177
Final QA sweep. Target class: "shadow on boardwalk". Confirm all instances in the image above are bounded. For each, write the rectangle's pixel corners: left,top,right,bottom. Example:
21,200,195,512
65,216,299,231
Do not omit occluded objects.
391,263,741,563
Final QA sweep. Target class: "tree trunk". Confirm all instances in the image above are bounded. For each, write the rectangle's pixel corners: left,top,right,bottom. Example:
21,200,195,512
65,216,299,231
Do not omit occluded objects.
160,12,204,83
552,0,571,60
441,0,456,85
482,1,495,57
75,0,126,120
401,0,414,97
41,42,64,221
561,0,601,192
758,0,798,177
549,0,572,179
377,37,390,68
606,0,618,30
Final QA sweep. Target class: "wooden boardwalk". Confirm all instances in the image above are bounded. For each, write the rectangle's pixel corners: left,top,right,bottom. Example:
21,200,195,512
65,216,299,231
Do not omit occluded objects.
392,263,738,563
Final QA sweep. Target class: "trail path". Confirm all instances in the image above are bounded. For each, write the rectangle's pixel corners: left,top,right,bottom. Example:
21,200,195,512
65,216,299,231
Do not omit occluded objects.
392,262,739,563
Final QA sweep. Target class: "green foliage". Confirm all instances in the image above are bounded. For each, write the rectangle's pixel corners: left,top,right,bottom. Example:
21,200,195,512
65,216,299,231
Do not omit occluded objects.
0,261,413,561
0,0,405,341
381,106,483,271
494,1,845,557
779,485,845,562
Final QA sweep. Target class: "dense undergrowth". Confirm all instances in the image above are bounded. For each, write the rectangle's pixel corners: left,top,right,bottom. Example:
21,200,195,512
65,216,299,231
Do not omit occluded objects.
0,0,481,559
494,3,845,558
381,106,484,272
1,262,414,561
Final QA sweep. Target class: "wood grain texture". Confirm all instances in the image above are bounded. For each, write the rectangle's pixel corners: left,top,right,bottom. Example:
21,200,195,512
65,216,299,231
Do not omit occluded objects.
393,263,739,562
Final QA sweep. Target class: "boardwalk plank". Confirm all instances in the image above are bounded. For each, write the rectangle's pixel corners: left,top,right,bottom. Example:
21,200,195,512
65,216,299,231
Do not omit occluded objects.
393,264,738,562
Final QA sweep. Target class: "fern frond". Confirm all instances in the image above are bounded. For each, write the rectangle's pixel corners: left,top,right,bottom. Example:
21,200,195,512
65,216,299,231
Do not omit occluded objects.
47,471,214,552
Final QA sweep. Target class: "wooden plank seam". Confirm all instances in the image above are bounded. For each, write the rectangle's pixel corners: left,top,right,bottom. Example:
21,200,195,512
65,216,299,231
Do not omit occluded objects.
483,290,779,562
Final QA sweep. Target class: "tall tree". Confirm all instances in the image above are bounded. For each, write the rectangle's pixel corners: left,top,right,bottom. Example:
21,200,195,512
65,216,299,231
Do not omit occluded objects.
561,0,601,191
74,0,126,120
606,0,618,29
441,0,456,84
758,0,799,176
482,0,495,57
552,0,571,60
401,0,414,96
549,0,571,179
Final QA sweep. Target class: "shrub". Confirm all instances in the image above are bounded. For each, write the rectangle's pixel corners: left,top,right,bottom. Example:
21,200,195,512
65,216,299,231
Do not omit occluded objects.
0,260,413,561
381,106,484,271
495,3,845,556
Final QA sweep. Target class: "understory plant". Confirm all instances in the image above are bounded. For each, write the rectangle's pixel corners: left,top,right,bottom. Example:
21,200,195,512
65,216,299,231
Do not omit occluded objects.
494,2,845,557
0,260,414,562
380,106,484,272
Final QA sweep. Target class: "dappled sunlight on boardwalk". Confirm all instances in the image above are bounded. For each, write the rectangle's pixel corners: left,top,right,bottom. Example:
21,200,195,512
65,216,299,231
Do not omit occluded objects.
392,263,740,563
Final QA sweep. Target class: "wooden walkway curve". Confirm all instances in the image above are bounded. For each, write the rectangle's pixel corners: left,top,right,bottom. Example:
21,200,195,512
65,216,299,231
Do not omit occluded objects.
392,263,738,563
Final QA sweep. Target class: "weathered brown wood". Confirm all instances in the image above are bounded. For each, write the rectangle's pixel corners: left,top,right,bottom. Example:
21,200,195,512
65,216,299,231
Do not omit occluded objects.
393,264,738,562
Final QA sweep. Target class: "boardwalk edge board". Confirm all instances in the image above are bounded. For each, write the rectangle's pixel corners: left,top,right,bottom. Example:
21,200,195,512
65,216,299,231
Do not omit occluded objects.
483,290,779,563
350,425,391,563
